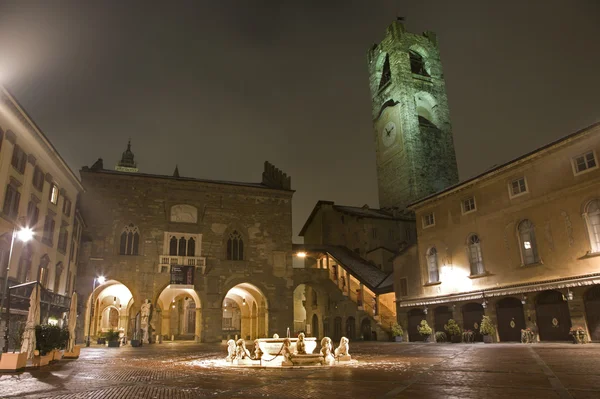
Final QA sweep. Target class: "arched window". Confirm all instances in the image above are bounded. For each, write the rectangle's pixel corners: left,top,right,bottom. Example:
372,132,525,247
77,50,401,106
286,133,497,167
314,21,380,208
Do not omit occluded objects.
187,237,196,257
178,237,187,256
119,224,140,255
427,247,439,283
227,230,244,261
467,234,484,275
518,220,539,265
39,255,50,288
410,50,429,76
169,236,178,256
584,199,600,253
379,55,391,89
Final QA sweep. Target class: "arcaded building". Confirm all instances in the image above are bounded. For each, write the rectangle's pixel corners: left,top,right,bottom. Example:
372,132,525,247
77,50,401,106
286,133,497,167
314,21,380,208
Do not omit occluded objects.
77,146,294,343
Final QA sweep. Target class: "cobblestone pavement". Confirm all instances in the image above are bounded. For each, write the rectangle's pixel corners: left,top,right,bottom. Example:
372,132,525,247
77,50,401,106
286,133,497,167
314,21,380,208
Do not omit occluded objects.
1,342,599,398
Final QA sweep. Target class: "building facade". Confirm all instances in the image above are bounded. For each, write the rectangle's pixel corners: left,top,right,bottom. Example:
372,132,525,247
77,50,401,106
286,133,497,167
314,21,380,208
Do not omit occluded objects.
0,86,84,349
396,122,600,342
77,150,295,343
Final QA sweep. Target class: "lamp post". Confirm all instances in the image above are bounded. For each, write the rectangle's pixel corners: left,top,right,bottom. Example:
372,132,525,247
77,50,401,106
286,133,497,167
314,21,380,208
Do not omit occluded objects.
1,225,34,353
86,276,105,347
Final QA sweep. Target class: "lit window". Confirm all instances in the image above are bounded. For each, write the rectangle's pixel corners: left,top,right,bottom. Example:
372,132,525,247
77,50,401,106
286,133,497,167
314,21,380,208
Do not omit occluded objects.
518,219,539,265
49,184,59,205
573,151,597,175
584,199,600,253
423,213,435,228
467,234,484,275
462,197,476,214
510,177,528,197
426,247,439,283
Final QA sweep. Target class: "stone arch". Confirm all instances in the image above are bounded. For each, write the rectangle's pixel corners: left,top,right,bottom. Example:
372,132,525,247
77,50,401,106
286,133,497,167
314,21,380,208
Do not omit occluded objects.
156,285,202,342
584,285,600,341
408,308,426,342
414,91,439,127
434,305,453,333
221,282,269,340
496,297,525,342
85,279,135,340
408,44,432,76
360,317,372,341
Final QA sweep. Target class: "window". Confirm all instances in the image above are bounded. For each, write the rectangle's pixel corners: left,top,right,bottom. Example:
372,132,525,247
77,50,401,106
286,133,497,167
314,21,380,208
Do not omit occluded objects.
57,225,69,253
53,262,63,293
399,278,408,297
49,183,59,205
410,50,429,76
187,237,196,256
573,151,597,175
2,184,20,219
227,230,244,260
11,145,26,174
168,235,196,256
462,197,476,214
518,219,539,265
62,197,72,217
119,223,140,255
379,55,391,89
467,234,484,275
39,256,50,288
423,213,435,228
32,166,44,192
17,245,33,282
426,247,439,283
509,177,528,197
42,215,56,245
584,199,600,253
27,200,39,227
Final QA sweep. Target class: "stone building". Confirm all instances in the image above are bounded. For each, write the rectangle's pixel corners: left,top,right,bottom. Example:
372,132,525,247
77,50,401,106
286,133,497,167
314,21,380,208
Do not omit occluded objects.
396,122,600,342
0,86,84,349
77,147,295,343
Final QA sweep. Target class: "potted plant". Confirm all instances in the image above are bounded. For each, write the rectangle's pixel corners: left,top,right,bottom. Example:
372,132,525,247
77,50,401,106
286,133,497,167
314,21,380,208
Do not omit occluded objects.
130,330,142,347
106,329,121,347
0,322,27,372
417,320,432,342
34,324,60,367
444,319,462,343
391,323,404,342
462,330,474,343
434,331,447,343
479,316,496,343
569,327,587,344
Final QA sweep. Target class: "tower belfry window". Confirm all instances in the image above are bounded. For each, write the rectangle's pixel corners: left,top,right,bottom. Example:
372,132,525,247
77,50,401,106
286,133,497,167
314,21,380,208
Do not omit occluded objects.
379,55,391,89
410,50,429,77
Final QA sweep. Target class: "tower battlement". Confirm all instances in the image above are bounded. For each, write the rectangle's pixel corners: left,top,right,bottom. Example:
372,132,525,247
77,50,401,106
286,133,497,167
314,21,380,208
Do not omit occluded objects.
262,161,291,190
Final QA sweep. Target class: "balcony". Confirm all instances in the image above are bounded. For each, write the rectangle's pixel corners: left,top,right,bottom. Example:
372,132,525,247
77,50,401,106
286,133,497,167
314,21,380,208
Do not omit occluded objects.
158,255,206,274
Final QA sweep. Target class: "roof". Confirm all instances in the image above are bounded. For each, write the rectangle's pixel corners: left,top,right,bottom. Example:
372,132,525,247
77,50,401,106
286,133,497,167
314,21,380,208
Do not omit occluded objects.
299,200,414,236
80,167,295,193
296,244,394,294
408,121,600,209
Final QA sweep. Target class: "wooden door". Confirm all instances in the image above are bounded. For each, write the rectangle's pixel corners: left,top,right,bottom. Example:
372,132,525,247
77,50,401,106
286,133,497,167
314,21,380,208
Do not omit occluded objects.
496,297,525,342
585,286,600,341
408,309,426,342
536,290,571,341
434,306,453,333
462,303,484,342
345,317,356,340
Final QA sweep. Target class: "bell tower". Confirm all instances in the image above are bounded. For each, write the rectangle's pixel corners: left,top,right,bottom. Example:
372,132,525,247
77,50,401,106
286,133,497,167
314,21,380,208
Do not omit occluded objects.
368,20,458,209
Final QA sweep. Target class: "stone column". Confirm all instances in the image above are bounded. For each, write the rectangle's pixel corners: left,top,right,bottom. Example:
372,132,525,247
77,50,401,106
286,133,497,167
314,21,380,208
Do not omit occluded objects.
485,298,501,343
567,288,588,339
522,296,538,342
161,312,170,340
452,304,464,332
195,308,202,342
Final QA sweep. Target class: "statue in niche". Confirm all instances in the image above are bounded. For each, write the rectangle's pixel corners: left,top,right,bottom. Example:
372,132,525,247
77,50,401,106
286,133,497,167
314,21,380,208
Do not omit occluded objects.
335,336,351,361
281,338,293,366
225,339,236,361
320,337,335,365
170,204,198,223
296,332,307,354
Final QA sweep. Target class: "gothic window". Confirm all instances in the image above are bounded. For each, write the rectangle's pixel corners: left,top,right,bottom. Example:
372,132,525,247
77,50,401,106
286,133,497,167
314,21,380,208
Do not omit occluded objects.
518,220,539,265
379,55,391,89
467,234,484,275
187,237,196,256
584,199,600,253
169,236,178,256
426,247,439,283
119,223,140,255
410,50,429,76
178,237,187,256
227,230,244,261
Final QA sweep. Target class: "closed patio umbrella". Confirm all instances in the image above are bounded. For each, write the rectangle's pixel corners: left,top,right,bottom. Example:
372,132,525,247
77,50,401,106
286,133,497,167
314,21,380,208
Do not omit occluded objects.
20,284,40,359
67,292,77,352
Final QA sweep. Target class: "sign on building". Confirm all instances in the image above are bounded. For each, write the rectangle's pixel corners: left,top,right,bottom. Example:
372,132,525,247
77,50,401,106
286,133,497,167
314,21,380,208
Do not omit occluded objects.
170,265,195,285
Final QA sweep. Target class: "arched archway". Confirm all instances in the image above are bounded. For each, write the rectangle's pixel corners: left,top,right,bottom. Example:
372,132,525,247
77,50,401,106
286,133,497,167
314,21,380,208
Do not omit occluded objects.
496,297,525,342
293,284,307,335
361,318,372,341
408,308,426,342
157,285,201,342
222,282,268,340
585,285,600,341
85,280,134,340
536,290,571,341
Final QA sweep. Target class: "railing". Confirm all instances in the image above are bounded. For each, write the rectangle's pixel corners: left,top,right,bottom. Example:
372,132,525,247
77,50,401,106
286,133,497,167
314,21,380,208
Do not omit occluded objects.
158,255,206,274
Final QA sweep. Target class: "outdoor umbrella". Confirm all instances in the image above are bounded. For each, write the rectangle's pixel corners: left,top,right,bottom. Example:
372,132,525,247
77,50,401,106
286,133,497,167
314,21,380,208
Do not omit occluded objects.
21,284,40,359
67,292,77,352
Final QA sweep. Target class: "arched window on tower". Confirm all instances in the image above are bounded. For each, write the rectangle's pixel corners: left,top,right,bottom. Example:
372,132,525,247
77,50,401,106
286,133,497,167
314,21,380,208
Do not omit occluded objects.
227,230,244,261
518,220,539,265
467,234,484,275
119,224,140,255
410,50,429,76
426,247,439,283
584,199,600,253
379,55,392,89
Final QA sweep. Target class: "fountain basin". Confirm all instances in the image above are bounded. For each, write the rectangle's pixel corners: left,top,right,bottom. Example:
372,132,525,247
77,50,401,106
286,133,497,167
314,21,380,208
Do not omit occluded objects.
258,337,317,356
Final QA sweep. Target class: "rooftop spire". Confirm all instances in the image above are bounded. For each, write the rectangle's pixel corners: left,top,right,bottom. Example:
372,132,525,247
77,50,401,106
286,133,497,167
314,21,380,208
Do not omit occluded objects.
115,139,139,173
173,165,180,178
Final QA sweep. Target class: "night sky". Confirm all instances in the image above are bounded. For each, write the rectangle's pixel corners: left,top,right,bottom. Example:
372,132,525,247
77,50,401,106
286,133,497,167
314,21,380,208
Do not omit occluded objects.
1,1,598,241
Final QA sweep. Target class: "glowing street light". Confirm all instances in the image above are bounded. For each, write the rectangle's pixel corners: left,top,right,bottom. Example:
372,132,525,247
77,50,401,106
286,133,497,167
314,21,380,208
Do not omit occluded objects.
296,252,307,258
86,275,106,347
1,225,34,353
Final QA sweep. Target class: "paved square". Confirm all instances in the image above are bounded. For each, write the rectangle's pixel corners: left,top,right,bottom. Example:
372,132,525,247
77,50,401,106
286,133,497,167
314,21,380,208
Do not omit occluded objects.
1,342,599,398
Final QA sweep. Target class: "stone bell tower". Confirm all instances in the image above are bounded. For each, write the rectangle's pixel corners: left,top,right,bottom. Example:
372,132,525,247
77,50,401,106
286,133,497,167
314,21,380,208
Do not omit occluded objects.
368,20,459,209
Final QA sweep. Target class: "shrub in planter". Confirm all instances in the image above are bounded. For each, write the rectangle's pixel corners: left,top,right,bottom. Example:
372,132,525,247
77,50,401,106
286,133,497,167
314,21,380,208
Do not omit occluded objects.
479,316,496,343
444,319,462,343
105,329,120,347
434,331,447,343
521,328,535,344
417,320,432,341
35,324,63,356
462,330,475,343
569,327,587,344
391,323,404,342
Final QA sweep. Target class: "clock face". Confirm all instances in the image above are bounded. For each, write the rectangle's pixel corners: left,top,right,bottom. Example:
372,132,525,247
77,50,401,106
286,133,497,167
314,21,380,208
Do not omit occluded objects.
381,121,397,148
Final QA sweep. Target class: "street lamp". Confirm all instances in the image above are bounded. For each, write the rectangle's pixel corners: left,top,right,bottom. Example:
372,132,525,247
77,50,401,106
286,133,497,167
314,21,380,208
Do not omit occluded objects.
1,226,34,353
86,276,106,347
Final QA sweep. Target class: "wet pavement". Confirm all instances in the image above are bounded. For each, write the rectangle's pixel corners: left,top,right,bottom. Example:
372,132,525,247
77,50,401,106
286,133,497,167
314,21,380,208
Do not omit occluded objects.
1,341,599,398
